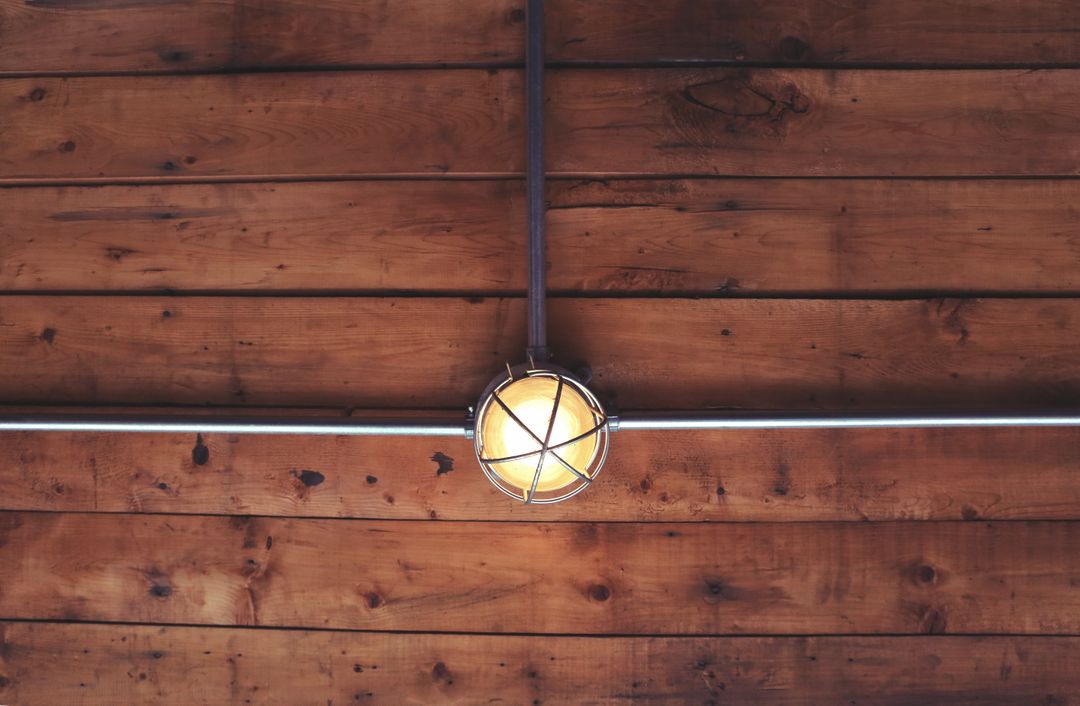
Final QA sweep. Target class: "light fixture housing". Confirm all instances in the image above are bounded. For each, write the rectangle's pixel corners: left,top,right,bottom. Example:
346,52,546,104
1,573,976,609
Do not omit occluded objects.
473,364,610,503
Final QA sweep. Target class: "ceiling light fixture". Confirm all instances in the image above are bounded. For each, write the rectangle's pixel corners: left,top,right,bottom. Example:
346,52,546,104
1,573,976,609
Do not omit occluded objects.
4,0,1080,503
474,364,610,503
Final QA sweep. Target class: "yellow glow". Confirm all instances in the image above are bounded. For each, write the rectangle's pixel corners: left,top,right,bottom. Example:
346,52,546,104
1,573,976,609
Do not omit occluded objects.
479,375,600,496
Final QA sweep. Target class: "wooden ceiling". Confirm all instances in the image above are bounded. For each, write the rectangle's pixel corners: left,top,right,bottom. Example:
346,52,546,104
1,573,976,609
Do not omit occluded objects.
3,0,1080,703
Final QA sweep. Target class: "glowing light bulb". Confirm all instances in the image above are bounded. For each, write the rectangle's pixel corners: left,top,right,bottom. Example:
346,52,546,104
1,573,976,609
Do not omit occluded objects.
474,369,609,503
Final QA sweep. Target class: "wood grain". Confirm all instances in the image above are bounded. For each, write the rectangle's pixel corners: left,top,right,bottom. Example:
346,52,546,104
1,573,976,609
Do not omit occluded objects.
6,70,1080,181
4,0,1080,73
0,72,520,182
549,0,1080,66
1,181,524,293
2,297,1080,410
6,419,1080,521
1,513,1078,633
0,0,520,74
2,623,1079,705
6,179,1080,295
5,0,1080,702
549,68,1080,177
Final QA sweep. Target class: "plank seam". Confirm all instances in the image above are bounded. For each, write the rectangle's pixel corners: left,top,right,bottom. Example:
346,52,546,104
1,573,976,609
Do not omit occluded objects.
8,174,1080,189
8,290,1080,300
2,617,1079,638
5,60,1080,80
0,508,1075,525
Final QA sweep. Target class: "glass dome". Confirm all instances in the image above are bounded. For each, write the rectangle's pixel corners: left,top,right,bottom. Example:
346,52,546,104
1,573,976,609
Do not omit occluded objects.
473,367,609,503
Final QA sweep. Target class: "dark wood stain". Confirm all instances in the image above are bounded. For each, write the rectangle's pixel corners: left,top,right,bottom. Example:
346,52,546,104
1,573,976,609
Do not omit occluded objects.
49,207,227,222
191,434,210,466
431,452,454,476
295,470,325,487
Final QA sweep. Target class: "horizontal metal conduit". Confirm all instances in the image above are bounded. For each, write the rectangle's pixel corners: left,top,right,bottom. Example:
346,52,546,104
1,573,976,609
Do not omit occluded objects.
4,410,1080,437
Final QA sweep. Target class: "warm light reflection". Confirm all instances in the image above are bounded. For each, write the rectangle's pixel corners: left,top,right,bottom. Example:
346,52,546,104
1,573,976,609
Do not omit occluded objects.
477,374,602,499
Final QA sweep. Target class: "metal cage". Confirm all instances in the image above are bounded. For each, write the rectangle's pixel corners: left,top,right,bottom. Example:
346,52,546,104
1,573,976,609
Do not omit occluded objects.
474,366,610,504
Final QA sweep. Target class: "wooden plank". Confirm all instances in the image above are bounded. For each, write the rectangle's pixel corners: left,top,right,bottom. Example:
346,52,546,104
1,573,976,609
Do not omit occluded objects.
550,0,1080,66
0,181,524,293
1,513,1078,633
0,72,521,182
4,0,1080,74
2,297,1079,410
0,0,520,75
548,68,1080,177
6,419,1080,521
7,179,1080,295
6,70,1080,181
2,624,1079,705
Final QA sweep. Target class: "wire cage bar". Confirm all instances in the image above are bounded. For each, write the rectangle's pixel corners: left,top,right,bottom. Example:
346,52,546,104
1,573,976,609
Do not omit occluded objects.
474,367,611,504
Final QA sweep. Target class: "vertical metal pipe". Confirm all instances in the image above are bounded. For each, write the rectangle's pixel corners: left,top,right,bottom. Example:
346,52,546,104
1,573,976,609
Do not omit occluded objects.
525,0,550,362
